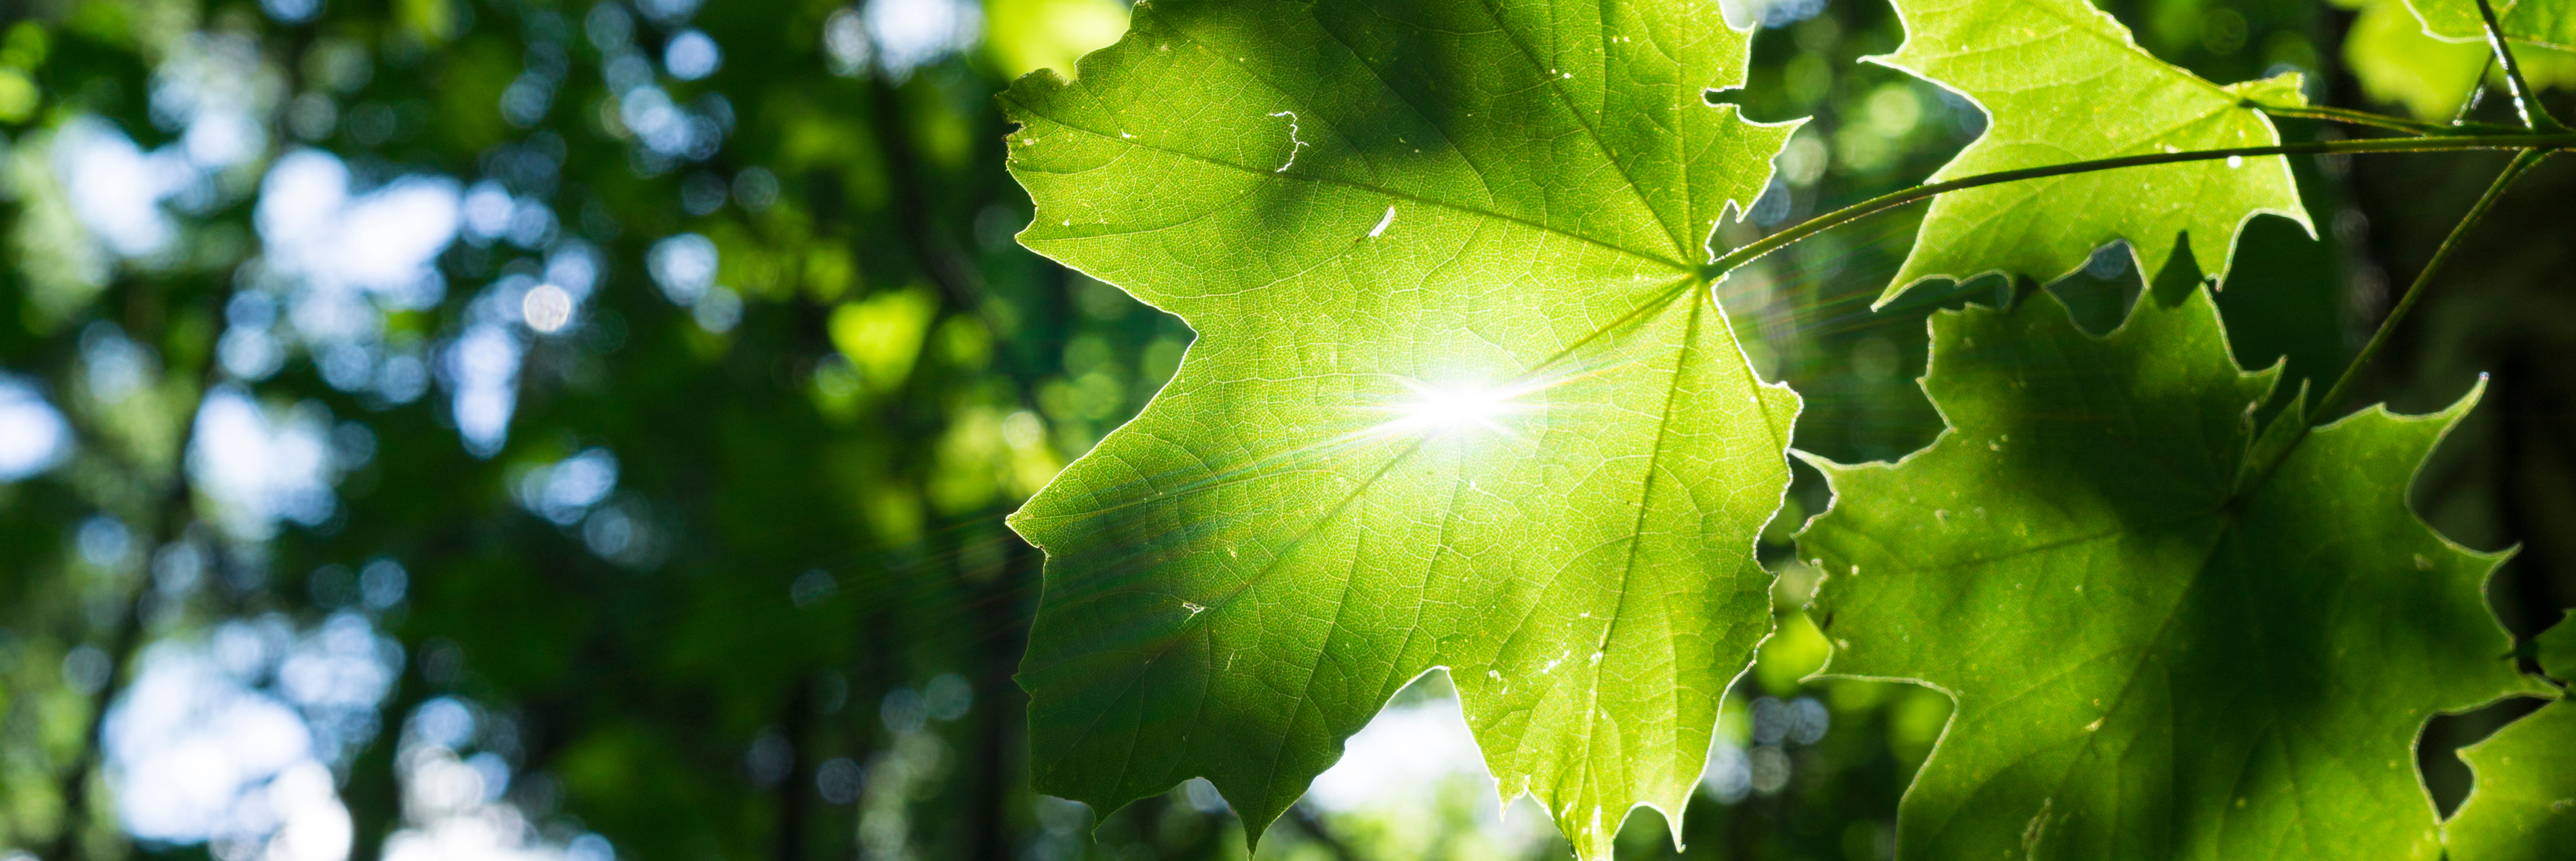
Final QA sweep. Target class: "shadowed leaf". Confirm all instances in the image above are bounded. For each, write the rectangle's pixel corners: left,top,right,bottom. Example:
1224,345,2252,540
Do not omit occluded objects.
1798,287,2529,861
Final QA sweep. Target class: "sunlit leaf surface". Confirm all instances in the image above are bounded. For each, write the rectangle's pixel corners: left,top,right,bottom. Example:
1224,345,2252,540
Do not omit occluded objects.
999,0,1799,855
1798,287,2529,861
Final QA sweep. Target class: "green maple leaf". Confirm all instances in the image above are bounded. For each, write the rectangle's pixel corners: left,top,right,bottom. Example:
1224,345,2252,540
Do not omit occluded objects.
2445,612,2576,861
2404,0,2576,50
999,0,1798,856
1796,287,2530,860
1873,0,2312,302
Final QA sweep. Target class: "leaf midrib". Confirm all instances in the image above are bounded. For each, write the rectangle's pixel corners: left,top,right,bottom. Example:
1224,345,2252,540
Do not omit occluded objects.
1454,0,1695,256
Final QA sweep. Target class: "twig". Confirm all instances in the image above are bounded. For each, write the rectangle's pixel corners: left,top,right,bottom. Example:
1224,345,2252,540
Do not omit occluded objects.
2471,0,2566,131
2454,53,2497,127
2253,103,2503,136
2310,149,2550,422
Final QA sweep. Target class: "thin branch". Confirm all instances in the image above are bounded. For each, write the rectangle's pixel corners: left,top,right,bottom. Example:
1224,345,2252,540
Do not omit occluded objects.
2253,103,2489,136
2472,0,2567,131
1702,132,2576,280
2310,149,2550,423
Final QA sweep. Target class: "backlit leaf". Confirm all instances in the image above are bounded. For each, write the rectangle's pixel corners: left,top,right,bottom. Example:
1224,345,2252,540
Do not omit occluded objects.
999,0,1799,856
1872,0,2312,302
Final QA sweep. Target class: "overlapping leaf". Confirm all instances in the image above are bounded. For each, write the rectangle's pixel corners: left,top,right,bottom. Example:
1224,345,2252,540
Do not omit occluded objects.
1873,0,2312,302
999,0,1799,856
2445,613,2576,861
1796,287,2529,860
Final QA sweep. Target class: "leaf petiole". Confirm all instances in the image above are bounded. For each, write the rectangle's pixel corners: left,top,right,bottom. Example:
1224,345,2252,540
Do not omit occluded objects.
2249,103,2499,136
1704,132,2576,280
2471,0,2567,132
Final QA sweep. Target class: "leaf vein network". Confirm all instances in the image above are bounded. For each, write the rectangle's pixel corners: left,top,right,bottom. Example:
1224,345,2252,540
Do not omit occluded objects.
1043,438,1432,802
1009,100,1685,270
1460,0,1694,257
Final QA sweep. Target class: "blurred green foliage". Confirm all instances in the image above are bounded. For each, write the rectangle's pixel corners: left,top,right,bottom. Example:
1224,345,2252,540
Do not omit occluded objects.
0,0,2569,860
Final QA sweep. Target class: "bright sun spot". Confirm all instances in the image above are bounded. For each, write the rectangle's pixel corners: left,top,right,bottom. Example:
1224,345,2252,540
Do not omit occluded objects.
1379,378,1535,437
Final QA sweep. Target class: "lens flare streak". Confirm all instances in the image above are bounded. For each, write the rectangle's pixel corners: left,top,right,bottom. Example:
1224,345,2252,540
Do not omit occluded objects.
1369,376,1560,439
